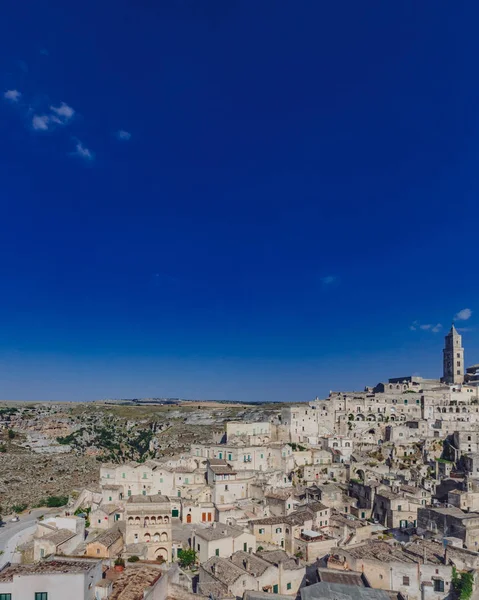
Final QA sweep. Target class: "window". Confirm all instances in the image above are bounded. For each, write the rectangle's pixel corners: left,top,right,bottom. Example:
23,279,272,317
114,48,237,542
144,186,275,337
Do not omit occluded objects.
244,542,247,551
433,580,444,593
197,543,201,551
457,370,461,375
273,585,279,594
276,528,282,533
458,361,461,367
457,353,460,358
225,485,229,491
122,473,125,478
108,496,112,502
403,576,410,586
185,478,189,484
468,436,472,441
259,528,265,534
228,454,232,460
127,490,131,497
261,454,264,459
143,473,147,479
219,453,223,459
287,583,292,590
142,490,146,496
40,548,45,558
215,549,220,556
0,595,12,600
97,548,100,554
361,512,366,518
404,399,408,405
160,478,163,483
106,473,110,478
35,594,48,600
397,505,402,511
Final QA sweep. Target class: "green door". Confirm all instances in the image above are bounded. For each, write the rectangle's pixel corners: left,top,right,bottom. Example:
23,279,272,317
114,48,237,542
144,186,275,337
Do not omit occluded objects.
172,508,179,517
273,585,279,594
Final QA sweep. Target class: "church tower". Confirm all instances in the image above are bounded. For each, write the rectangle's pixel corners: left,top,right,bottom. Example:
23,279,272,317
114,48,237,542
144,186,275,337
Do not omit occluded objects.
442,324,464,384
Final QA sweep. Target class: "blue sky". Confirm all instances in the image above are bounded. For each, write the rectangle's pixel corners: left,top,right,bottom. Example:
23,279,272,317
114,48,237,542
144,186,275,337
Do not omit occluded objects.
0,1,478,402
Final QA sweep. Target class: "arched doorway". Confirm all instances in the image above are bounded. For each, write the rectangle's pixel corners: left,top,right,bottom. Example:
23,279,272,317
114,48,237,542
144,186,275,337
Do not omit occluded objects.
155,547,168,562
186,513,192,524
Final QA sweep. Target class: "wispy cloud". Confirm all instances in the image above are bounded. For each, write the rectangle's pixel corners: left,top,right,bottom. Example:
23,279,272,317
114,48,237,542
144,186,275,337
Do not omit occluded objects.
50,102,75,123
321,275,338,286
410,320,442,333
32,115,50,131
72,141,94,161
457,327,474,333
455,308,472,321
116,129,131,141
4,89,21,102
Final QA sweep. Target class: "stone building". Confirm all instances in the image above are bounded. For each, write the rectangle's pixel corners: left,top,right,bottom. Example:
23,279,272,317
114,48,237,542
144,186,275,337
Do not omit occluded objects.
125,494,172,562
85,527,123,559
442,324,465,385
193,522,256,564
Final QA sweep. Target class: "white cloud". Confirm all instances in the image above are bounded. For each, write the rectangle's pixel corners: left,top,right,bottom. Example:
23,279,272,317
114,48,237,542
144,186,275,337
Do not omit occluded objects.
50,102,75,123
321,275,338,286
4,89,21,102
116,129,131,141
410,320,442,333
455,308,472,321
73,141,94,161
32,115,50,131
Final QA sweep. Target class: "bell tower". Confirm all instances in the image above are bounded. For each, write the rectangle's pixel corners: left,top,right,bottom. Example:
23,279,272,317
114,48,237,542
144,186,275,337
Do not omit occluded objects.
442,324,464,384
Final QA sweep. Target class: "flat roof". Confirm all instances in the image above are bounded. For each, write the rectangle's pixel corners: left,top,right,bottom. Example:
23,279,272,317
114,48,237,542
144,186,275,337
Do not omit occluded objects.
0,560,99,582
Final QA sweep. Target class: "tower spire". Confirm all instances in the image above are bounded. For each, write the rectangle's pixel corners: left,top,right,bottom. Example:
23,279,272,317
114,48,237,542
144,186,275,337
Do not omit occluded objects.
441,323,464,384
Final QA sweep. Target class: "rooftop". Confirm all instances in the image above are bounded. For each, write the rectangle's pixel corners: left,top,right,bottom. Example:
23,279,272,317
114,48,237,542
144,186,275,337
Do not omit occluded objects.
0,559,99,582
230,551,274,577
317,568,365,587
42,528,77,546
90,528,123,548
108,566,162,600
301,582,401,600
257,550,304,570
127,494,170,504
195,523,245,541
201,556,249,586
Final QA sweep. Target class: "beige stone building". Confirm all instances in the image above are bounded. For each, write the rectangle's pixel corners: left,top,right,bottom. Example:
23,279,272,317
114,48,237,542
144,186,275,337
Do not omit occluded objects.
198,550,306,598
193,522,256,564
85,527,123,559
125,494,172,562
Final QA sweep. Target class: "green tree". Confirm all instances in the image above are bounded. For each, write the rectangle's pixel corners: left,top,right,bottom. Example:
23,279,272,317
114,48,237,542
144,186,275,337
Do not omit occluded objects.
178,548,197,568
452,566,474,600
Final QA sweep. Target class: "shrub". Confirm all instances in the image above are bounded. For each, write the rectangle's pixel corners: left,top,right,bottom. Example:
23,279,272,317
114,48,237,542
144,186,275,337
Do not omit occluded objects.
114,557,125,567
128,555,140,563
12,503,27,513
46,496,68,508
7,429,15,440
0,445,6,453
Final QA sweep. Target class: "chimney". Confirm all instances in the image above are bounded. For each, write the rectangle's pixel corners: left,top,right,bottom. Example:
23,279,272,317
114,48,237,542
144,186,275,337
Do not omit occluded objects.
212,522,216,529
243,559,250,571
248,547,252,554
423,545,427,565
212,563,216,575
